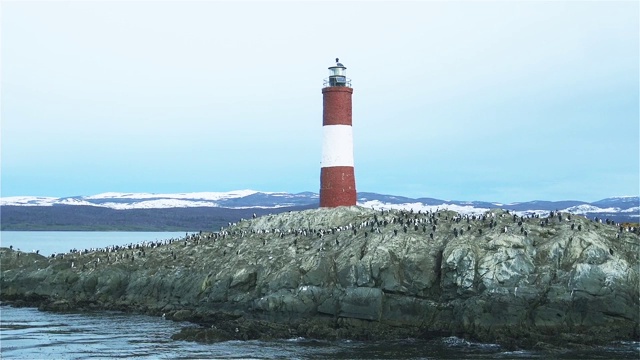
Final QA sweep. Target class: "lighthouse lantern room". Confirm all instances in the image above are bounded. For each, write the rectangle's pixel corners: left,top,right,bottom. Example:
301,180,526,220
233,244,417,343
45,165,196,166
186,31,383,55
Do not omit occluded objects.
324,59,351,87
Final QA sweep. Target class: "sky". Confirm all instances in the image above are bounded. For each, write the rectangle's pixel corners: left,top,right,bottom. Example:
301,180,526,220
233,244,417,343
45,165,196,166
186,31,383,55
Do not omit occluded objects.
1,0,638,203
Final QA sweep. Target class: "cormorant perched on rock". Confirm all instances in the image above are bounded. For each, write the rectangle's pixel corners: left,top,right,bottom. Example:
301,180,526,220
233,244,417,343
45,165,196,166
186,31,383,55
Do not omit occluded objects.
609,248,614,256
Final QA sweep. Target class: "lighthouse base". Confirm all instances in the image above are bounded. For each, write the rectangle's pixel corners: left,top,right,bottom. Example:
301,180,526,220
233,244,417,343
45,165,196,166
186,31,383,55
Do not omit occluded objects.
320,166,357,207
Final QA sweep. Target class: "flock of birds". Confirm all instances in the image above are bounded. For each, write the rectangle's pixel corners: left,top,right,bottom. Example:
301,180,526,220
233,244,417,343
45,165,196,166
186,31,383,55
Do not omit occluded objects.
4,208,638,271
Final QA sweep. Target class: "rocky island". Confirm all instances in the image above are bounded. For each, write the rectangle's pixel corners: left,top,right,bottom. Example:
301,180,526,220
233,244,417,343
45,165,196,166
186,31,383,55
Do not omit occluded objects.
1,207,638,350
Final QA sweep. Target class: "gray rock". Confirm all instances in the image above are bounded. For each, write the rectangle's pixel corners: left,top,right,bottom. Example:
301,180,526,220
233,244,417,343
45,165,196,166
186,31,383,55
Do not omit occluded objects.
1,207,638,348
339,287,383,321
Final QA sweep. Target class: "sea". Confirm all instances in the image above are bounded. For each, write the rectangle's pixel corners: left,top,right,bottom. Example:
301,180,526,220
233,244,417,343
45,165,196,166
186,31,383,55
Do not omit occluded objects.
1,231,639,359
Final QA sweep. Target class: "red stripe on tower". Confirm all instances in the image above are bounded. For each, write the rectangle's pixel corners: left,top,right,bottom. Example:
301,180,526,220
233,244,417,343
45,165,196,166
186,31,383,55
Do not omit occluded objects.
320,58,356,208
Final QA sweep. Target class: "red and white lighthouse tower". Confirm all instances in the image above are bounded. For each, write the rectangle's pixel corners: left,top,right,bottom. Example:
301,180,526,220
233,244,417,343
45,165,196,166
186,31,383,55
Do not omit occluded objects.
320,58,356,208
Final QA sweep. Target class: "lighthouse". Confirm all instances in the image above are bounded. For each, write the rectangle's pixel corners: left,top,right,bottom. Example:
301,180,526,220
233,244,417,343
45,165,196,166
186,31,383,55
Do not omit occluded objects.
320,58,356,208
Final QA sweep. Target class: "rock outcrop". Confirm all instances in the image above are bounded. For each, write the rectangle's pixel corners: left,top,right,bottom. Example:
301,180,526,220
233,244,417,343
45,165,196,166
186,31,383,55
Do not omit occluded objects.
1,207,638,349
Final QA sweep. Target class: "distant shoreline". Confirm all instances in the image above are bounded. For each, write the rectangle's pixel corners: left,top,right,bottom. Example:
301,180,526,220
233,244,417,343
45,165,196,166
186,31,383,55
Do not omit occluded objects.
0,227,197,232
1,202,637,232
0,205,316,232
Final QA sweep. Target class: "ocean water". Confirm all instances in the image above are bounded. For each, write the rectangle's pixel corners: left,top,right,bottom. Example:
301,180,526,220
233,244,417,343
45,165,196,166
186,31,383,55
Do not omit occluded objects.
1,232,638,359
1,305,639,359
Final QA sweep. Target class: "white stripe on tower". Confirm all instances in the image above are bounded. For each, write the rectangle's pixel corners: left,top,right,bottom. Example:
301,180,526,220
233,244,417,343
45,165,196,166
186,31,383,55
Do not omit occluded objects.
321,125,354,168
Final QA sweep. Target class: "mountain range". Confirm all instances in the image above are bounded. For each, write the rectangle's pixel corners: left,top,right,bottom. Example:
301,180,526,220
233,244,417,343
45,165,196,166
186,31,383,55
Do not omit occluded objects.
1,190,638,231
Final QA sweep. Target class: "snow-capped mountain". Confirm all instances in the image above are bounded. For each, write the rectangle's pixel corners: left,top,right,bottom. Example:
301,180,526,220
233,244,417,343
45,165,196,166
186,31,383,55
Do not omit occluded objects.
1,191,638,222
1,191,637,231
0,190,319,210
357,193,638,221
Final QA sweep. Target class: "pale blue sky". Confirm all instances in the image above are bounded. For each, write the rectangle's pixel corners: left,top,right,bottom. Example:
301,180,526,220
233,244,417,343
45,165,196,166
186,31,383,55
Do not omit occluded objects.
1,1,638,203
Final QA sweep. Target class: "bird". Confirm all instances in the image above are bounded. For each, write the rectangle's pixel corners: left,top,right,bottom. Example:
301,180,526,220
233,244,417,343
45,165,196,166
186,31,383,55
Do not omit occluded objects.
336,57,339,63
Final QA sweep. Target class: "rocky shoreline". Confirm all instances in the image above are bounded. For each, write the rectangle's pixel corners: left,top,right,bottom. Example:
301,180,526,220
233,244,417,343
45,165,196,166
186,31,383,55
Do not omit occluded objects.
1,207,638,350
